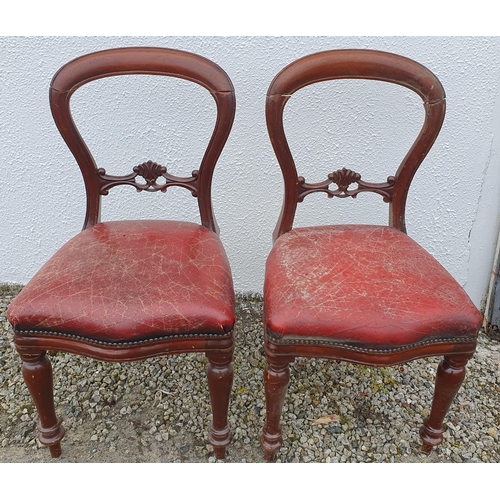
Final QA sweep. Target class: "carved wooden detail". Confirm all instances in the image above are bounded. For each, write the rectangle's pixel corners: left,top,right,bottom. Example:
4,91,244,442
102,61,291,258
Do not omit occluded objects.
97,160,199,196
206,350,234,460
260,355,294,462
419,354,471,454
297,167,395,202
18,349,65,457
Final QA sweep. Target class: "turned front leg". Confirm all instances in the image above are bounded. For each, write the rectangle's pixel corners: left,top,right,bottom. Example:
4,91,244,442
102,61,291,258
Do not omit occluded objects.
206,350,233,459
18,350,65,458
261,355,293,462
420,354,471,454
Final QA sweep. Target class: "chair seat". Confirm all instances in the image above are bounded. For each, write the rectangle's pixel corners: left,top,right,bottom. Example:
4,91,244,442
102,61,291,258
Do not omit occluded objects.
264,225,482,348
7,220,235,343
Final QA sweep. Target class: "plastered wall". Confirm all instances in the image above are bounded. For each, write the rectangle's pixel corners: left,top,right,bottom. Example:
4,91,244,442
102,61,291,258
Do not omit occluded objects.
1,36,500,311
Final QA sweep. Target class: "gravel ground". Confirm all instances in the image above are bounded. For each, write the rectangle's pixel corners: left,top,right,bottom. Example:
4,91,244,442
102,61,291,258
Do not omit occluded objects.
1,283,499,463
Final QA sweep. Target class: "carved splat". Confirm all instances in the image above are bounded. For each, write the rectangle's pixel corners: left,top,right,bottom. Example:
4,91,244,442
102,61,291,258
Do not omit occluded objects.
97,160,199,196
297,167,395,202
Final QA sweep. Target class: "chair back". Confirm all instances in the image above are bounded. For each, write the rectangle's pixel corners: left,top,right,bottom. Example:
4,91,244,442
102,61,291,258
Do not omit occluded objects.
50,47,236,233
266,49,446,241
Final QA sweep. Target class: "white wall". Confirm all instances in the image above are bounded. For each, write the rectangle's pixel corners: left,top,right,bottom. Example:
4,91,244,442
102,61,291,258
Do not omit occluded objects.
1,36,500,311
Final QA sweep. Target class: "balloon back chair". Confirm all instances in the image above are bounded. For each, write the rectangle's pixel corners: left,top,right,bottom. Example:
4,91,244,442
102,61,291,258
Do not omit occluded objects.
7,47,236,459
261,49,483,461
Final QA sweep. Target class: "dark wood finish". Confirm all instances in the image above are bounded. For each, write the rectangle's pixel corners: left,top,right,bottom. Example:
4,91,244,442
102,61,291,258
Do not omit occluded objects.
10,47,236,459
420,354,472,453
97,160,199,196
266,49,446,241
297,168,395,202
50,46,235,234
15,330,235,456
261,336,477,460
206,350,234,459
17,348,65,457
260,356,293,462
261,49,480,461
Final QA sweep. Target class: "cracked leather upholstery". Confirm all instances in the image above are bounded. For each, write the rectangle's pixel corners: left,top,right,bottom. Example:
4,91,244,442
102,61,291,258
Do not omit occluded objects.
264,225,482,347
7,220,235,342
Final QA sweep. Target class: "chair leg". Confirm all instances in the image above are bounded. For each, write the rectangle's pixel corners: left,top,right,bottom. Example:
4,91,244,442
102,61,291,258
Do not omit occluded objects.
260,355,293,462
420,354,471,455
206,350,233,459
18,349,65,458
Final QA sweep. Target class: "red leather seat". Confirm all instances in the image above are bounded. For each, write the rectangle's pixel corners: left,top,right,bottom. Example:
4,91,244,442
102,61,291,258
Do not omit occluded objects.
8,221,235,342
265,225,481,347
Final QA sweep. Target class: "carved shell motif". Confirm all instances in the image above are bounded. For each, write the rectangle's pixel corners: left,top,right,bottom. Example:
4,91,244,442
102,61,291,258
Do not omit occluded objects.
328,168,361,193
133,160,167,184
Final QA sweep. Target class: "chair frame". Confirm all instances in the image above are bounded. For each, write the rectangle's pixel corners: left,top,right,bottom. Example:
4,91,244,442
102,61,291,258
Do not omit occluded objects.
12,47,236,459
260,49,478,461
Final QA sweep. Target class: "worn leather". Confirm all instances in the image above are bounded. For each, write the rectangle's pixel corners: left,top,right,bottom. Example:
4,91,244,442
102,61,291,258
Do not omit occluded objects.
264,225,482,347
7,220,235,342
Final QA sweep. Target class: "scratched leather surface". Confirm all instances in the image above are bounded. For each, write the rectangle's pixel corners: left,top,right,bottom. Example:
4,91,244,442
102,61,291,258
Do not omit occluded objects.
7,221,235,342
264,225,482,346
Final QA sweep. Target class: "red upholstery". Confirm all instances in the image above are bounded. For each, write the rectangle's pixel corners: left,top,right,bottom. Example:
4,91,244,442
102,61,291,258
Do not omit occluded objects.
8,220,235,342
264,225,482,348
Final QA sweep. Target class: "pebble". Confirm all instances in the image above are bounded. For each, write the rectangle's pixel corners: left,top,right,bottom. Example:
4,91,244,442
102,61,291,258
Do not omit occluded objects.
1,288,499,462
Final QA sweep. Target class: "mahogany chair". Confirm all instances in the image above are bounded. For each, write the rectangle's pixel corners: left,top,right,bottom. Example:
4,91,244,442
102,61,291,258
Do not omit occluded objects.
261,49,483,461
6,47,236,459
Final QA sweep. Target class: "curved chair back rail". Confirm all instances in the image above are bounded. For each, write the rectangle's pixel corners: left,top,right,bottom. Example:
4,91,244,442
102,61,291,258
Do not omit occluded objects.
50,47,236,232
266,49,446,240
